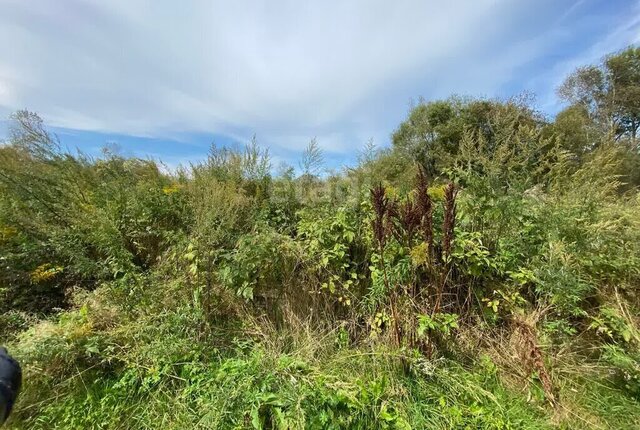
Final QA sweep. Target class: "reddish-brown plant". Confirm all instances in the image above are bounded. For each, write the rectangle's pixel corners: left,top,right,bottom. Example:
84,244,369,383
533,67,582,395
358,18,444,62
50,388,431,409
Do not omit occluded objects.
394,199,421,245
370,183,401,346
514,320,558,407
371,183,389,250
415,168,434,260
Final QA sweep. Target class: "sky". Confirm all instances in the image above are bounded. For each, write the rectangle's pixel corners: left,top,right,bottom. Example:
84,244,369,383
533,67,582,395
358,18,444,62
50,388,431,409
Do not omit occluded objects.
0,0,639,171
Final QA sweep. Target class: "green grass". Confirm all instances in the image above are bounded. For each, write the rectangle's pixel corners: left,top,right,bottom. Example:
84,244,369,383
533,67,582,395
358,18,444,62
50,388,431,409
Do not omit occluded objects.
9,310,638,430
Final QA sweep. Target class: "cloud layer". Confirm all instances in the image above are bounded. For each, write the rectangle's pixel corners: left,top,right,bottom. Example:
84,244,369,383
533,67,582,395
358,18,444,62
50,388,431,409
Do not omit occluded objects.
0,0,639,155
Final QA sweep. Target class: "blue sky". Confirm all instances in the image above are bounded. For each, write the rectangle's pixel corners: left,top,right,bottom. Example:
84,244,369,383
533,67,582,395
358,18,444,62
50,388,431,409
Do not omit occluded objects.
0,0,639,171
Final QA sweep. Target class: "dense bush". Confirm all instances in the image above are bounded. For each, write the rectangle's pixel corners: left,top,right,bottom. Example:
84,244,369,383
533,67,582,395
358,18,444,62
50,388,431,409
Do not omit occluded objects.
2,46,640,429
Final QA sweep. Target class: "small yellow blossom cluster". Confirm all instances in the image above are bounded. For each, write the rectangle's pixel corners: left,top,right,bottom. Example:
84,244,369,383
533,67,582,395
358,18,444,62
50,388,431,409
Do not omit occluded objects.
162,183,183,195
30,264,64,283
0,225,18,242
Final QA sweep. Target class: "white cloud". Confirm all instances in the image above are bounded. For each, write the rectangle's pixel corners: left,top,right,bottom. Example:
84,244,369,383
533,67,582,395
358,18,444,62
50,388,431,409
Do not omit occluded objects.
0,0,638,154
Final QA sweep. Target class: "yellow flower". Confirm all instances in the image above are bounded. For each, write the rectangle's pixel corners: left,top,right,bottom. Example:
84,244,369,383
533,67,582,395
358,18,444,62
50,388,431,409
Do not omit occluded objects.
162,184,182,195
0,225,17,241
428,185,446,201
410,242,429,267
30,264,64,283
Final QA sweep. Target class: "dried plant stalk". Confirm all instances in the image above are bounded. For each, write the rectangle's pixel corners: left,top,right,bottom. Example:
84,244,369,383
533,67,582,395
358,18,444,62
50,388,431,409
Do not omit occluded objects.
515,320,557,407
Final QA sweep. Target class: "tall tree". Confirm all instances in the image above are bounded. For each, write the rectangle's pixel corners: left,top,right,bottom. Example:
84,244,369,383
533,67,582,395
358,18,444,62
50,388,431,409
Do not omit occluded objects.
558,46,640,145
392,96,541,177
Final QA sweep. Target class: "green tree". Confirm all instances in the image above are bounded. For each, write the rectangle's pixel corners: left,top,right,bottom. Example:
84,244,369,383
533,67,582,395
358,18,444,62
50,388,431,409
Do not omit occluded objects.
392,97,541,177
299,138,324,178
558,46,640,144
298,138,324,197
547,104,594,158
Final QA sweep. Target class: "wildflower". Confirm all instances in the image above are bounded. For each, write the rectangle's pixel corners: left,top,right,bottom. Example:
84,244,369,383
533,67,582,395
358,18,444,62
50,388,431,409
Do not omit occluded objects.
162,184,182,195
30,264,63,283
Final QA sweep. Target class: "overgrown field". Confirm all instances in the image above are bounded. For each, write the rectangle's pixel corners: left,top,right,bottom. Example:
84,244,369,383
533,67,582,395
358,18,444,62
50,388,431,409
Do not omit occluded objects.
2,47,640,429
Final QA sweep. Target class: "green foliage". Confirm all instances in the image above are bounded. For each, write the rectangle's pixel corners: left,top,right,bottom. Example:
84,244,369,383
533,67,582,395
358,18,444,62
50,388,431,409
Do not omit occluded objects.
602,345,640,399
589,307,633,344
0,113,190,313
218,227,300,301
417,313,459,339
297,204,366,302
392,96,542,177
4,45,640,429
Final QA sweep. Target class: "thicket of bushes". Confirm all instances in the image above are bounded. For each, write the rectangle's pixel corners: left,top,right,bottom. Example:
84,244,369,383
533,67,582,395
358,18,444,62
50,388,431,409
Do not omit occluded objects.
1,47,640,429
